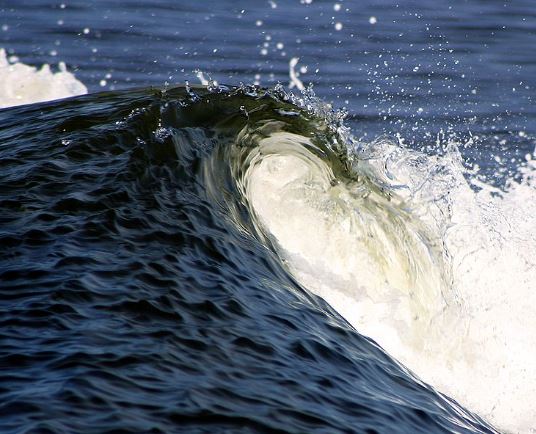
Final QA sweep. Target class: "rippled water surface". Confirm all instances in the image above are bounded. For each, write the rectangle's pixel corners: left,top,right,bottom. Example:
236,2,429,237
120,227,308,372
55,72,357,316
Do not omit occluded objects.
0,86,494,433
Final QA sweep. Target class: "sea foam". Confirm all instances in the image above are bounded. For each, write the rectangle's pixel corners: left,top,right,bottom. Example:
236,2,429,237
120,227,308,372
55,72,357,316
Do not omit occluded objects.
0,49,87,109
245,128,536,434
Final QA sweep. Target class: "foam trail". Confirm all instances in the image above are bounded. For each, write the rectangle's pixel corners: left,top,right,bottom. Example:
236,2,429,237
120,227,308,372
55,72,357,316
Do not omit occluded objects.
0,49,87,108
244,130,536,434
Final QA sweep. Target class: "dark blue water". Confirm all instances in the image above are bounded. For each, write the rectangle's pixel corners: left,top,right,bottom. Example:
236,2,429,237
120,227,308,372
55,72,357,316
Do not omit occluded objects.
2,0,535,169
1,1,535,433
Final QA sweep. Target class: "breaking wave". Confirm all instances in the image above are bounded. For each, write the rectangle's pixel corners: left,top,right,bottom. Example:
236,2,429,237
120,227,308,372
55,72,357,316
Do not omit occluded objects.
1,83,534,433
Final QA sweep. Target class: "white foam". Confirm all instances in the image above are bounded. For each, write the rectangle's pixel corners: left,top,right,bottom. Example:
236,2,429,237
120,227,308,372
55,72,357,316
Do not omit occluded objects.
0,49,87,109
243,129,536,434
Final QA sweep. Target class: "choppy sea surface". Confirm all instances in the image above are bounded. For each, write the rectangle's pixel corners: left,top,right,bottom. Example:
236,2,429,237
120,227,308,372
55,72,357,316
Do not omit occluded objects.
1,2,536,433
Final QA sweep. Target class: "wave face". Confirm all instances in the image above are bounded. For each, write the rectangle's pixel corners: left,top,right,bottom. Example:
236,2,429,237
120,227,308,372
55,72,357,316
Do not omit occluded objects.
0,86,499,433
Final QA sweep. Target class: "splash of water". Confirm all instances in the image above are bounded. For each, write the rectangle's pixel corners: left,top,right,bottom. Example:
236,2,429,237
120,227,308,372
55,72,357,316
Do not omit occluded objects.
240,100,536,433
0,49,87,108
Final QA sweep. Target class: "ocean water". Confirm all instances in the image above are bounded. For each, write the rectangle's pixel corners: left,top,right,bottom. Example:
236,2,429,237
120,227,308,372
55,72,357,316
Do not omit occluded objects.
1,1,535,433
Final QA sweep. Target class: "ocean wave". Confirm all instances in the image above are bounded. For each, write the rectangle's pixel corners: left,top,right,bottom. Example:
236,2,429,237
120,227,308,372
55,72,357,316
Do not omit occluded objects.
1,84,527,432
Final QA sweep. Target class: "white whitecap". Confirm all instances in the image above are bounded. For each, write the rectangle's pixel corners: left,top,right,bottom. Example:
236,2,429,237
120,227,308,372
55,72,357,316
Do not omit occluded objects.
0,48,87,109
244,129,536,434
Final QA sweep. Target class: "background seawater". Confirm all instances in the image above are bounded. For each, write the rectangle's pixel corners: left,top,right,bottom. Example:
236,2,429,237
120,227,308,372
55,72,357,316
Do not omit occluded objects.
1,1,536,433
